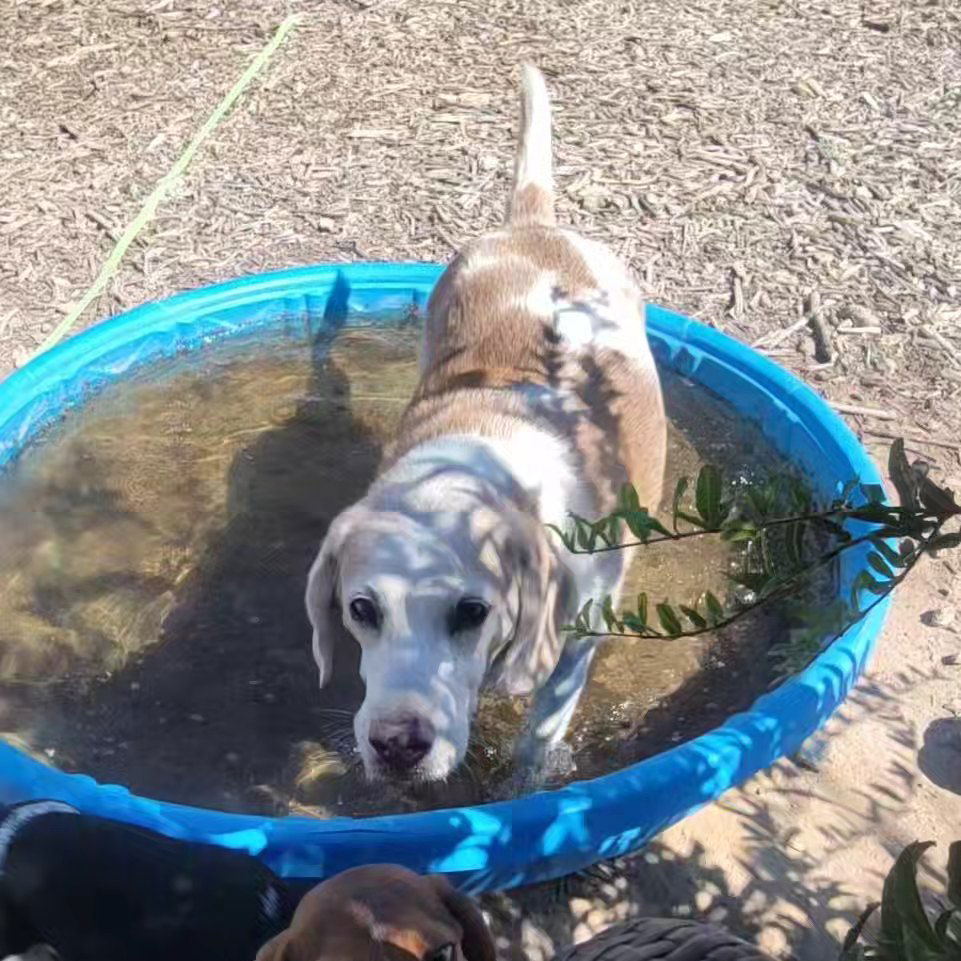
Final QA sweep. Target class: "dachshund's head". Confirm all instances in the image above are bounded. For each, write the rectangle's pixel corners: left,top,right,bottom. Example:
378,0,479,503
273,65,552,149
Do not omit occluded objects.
255,865,496,961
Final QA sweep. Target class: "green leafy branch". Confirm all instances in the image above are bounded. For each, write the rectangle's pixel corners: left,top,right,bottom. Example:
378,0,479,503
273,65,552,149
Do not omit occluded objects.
552,439,961,675
840,839,961,961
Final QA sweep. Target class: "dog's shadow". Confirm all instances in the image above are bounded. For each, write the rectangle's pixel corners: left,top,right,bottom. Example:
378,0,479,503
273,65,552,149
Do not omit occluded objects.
44,277,384,815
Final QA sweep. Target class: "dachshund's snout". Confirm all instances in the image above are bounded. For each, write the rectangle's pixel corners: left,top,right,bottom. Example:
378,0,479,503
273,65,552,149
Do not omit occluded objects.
368,714,435,772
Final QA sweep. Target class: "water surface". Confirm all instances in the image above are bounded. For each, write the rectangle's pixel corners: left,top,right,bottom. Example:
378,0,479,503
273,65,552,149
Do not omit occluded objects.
0,326,800,816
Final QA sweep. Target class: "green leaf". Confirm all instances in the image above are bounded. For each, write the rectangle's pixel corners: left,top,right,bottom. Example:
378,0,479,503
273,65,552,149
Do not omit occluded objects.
930,533,961,552
619,508,671,542
868,552,895,580
650,515,673,538
850,570,873,610
850,571,883,608
934,909,956,943
864,575,891,596
636,592,649,628
746,485,775,518
674,509,706,530
947,912,961,952
671,476,689,531
601,595,621,633
575,520,592,552
872,537,906,568
656,602,683,635
840,476,862,506
848,504,899,525
841,902,880,958
880,841,941,958
590,520,611,549
788,476,813,514
680,605,707,629
721,523,759,543
947,842,961,911
604,516,623,546
787,519,807,568
704,591,725,624
618,483,641,513
545,523,573,551
888,439,920,512
730,571,775,594
621,613,651,635
574,599,593,633
696,464,724,528
902,923,941,961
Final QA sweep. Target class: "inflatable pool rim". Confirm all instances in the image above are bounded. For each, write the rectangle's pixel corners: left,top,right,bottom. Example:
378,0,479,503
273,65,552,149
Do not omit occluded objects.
0,262,889,892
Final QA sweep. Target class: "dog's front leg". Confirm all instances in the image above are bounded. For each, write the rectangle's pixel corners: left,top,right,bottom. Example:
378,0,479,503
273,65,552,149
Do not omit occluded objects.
512,634,597,786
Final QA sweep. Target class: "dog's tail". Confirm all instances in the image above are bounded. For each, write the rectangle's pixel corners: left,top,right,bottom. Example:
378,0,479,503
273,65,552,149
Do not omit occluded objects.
508,64,556,227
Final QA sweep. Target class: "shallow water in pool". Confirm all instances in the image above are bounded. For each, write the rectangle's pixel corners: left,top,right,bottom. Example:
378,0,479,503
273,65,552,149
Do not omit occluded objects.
0,326,808,817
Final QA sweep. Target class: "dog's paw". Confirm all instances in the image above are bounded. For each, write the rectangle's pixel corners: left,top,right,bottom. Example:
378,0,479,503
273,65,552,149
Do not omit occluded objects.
509,741,576,796
542,742,576,781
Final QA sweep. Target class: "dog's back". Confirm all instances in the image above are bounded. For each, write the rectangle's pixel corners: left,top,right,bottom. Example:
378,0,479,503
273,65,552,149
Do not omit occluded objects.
387,65,666,517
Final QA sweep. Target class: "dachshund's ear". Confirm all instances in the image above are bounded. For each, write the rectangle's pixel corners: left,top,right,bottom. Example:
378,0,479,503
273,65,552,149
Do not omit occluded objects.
429,876,497,961
255,931,292,961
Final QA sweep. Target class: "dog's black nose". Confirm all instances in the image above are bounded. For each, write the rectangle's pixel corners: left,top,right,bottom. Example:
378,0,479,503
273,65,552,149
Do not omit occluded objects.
369,716,435,772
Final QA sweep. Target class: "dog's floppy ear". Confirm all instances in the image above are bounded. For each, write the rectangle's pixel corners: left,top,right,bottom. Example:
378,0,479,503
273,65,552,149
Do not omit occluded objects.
305,509,357,689
429,876,497,961
305,542,339,689
495,511,574,697
254,931,292,961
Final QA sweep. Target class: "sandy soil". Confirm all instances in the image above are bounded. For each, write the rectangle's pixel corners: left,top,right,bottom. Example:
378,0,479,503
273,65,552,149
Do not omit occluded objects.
1,0,959,958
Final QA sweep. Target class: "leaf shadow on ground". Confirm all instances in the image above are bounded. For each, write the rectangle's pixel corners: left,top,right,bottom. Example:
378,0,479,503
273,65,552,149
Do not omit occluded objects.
481,664,945,961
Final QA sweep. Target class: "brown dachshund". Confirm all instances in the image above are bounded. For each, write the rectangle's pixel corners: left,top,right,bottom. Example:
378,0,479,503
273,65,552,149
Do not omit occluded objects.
255,864,496,961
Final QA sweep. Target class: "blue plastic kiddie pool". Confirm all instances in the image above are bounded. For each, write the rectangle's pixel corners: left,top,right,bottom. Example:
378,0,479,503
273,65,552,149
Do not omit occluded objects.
0,263,888,891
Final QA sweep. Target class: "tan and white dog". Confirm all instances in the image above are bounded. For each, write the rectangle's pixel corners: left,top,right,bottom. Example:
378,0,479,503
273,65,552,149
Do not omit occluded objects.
305,65,666,784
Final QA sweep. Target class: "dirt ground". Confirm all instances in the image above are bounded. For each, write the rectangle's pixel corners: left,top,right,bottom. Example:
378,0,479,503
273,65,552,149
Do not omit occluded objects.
1,0,959,958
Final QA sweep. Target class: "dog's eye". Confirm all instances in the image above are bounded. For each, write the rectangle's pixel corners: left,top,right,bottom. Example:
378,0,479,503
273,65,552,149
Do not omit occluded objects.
449,598,490,634
427,946,454,961
348,597,380,629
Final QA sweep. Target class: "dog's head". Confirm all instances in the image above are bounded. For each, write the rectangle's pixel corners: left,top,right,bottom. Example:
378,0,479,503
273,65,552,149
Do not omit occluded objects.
255,865,496,961
305,482,572,781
